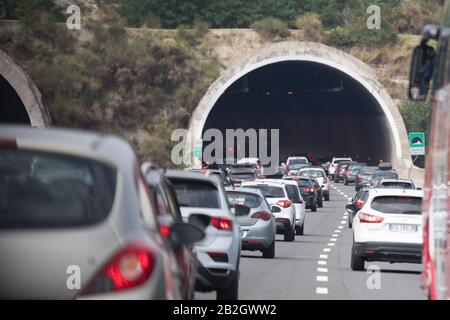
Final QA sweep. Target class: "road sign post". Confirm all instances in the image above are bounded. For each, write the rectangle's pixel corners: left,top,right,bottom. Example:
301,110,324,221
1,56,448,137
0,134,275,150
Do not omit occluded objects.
409,132,425,156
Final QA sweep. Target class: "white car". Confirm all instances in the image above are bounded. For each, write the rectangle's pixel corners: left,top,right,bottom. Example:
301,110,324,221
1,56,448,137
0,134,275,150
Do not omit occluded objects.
297,167,330,201
165,170,242,300
351,188,423,271
236,157,262,174
285,156,309,175
241,180,297,241
328,157,352,178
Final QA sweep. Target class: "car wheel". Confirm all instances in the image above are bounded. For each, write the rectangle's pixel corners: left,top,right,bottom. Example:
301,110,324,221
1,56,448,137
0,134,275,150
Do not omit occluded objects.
344,179,348,186
296,223,304,235
217,273,239,300
350,246,365,271
311,203,317,212
318,197,323,208
262,239,275,258
348,215,352,228
324,193,330,201
284,225,295,242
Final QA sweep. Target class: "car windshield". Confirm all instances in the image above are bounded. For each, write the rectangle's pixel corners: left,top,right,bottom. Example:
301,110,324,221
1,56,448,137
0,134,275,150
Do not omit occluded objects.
244,185,284,198
298,170,324,178
171,179,220,208
227,192,263,209
380,182,414,189
371,196,422,214
0,149,116,229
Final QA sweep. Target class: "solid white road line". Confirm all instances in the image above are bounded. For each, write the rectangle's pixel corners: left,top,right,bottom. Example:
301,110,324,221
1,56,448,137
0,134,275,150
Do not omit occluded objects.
316,275,328,282
316,287,328,295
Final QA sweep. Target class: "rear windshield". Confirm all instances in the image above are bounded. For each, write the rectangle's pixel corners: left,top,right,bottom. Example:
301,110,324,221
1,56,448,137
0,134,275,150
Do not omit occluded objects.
371,196,422,214
0,149,116,229
380,182,414,189
171,179,220,208
360,166,378,174
288,159,308,165
373,172,399,179
244,185,284,198
299,170,324,178
348,165,364,171
296,179,313,188
335,159,351,164
230,172,256,180
227,192,263,209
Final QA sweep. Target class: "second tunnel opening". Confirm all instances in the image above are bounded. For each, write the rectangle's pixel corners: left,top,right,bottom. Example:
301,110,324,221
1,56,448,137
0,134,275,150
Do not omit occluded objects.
202,60,392,166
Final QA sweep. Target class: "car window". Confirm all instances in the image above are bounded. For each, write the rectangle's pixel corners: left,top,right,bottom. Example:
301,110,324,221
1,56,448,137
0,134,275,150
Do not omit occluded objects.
0,149,116,229
380,182,414,189
171,179,220,208
297,179,313,188
286,185,301,202
245,185,285,198
227,192,263,209
371,196,422,214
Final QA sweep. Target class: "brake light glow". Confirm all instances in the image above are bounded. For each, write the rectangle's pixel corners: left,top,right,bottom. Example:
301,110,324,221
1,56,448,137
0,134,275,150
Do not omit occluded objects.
211,217,233,230
81,243,156,295
302,188,314,193
345,171,350,176
159,224,171,237
251,211,272,221
358,213,384,223
355,200,365,208
276,199,292,208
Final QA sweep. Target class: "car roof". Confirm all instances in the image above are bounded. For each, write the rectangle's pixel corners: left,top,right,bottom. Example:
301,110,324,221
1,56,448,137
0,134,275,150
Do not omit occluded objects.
299,166,325,171
378,178,413,183
0,125,135,168
165,169,221,185
225,187,265,198
242,180,286,188
367,188,423,197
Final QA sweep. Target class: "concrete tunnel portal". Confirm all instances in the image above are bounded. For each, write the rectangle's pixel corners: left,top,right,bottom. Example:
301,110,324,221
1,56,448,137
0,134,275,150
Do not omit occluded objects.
186,42,413,177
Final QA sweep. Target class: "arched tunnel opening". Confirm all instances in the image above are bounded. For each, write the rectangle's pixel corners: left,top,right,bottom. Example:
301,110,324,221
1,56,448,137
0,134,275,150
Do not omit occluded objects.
0,74,30,125
202,61,392,166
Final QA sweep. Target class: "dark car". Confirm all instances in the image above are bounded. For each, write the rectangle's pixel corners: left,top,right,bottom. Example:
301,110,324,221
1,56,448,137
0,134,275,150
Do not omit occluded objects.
345,187,370,228
343,163,367,185
142,165,202,300
283,176,318,212
334,161,352,183
228,170,258,187
368,170,399,187
310,177,324,208
355,166,378,191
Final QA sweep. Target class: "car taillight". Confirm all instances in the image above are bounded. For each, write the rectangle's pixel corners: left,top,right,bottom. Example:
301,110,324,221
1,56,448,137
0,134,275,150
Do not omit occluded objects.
276,199,291,208
303,188,314,192
357,175,363,179
251,211,271,221
210,217,233,230
159,224,171,237
323,177,328,183
358,213,384,223
355,200,364,208
80,243,156,295
345,171,350,176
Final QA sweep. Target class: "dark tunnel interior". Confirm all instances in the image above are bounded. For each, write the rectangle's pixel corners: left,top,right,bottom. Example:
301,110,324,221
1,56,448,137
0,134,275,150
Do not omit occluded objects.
202,61,392,165
1,75,30,125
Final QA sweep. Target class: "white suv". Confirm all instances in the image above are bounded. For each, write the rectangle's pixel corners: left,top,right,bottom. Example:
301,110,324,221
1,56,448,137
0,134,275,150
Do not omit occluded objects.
351,188,423,271
241,180,297,241
328,157,352,178
166,170,242,299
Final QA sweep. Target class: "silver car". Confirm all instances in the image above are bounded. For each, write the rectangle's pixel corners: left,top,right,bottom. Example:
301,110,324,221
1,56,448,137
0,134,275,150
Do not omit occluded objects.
0,125,203,299
226,187,276,258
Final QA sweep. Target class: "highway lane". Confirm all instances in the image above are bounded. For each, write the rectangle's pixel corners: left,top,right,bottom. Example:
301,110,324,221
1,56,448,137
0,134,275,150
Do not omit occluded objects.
196,182,424,300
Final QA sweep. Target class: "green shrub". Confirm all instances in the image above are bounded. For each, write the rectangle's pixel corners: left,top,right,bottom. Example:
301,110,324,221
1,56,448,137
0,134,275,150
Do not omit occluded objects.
251,17,290,40
296,13,323,42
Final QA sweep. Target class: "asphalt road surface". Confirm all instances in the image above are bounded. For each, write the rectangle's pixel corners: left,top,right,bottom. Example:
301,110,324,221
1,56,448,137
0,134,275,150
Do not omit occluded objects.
196,182,424,300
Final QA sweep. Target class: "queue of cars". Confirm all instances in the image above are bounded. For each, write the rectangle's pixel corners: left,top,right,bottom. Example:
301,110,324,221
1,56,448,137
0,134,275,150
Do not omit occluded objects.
328,158,424,272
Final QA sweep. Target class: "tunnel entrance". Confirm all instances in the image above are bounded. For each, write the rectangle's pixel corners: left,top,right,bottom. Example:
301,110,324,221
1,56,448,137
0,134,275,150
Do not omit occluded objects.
0,74,30,125
202,61,391,166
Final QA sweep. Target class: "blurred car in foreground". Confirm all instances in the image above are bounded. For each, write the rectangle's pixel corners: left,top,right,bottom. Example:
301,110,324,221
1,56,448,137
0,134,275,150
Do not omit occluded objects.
0,126,203,299
165,170,241,300
351,188,423,271
226,188,276,258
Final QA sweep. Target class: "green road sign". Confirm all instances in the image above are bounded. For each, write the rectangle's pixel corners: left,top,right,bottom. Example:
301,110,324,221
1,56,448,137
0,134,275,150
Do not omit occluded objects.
409,132,425,155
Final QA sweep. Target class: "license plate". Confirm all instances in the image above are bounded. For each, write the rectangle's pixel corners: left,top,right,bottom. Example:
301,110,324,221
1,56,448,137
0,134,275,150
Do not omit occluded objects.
389,224,418,232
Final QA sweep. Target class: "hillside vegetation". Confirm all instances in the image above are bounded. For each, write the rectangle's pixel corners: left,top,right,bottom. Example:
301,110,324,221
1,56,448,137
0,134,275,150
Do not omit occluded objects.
0,0,444,165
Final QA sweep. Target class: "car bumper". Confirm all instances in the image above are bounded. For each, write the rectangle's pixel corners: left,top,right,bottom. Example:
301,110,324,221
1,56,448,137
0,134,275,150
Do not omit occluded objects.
241,221,275,250
353,242,422,263
301,194,316,207
345,176,356,182
195,263,238,292
275,218,291,233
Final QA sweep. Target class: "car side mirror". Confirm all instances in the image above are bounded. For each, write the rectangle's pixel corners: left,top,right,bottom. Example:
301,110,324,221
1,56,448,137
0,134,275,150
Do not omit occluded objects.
271,206,281,213
408,43,436,100
417,187,422,190
170,222,205,248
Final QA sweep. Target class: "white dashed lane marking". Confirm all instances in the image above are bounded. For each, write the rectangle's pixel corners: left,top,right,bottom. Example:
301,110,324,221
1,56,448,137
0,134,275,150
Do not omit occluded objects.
316,287,328,295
